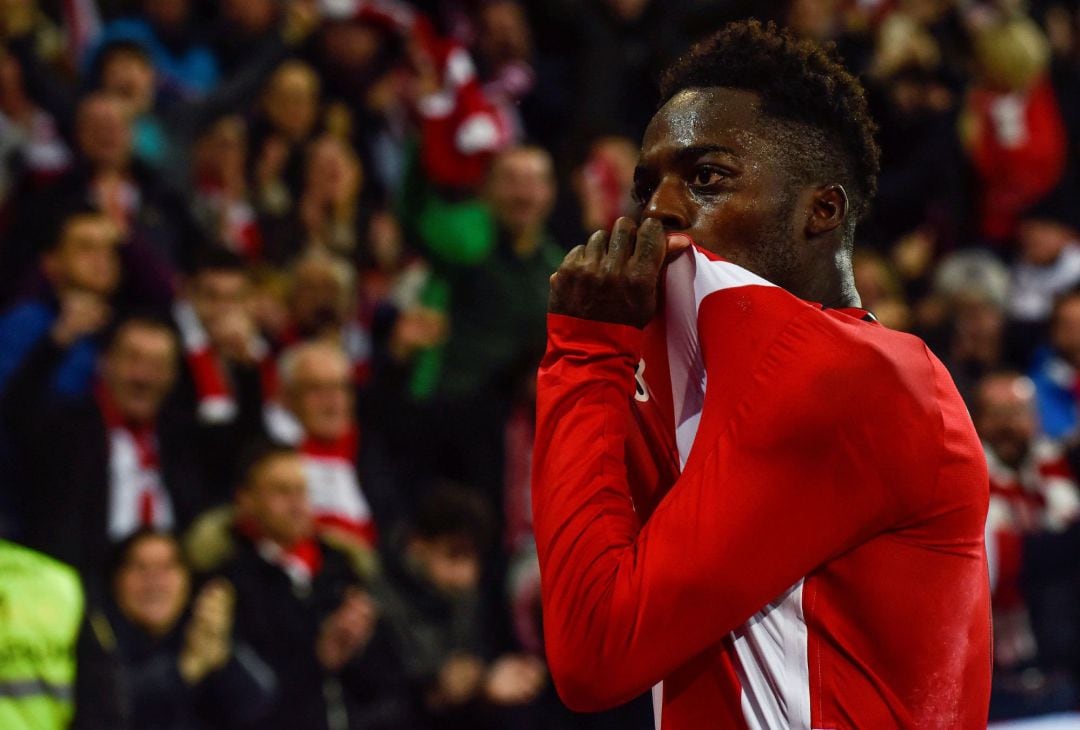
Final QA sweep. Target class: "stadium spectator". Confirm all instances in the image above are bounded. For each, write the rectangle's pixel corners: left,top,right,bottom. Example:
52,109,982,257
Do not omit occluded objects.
977,371,1080,719
0,315,202,586
172,247,281,501
214,441,407,730
279,340,381,552
390,144,562,507
377,483,546,730
93,528,276,730
1031,289,1080,439
0,203,119,398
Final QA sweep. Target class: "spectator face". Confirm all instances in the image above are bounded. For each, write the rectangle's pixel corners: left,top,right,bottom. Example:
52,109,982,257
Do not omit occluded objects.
975,374,1038,468
264,63,320,142
101,323,178,424
485,148,556,238
238,452,314,547
101,50,156,116
114,534,190,637
477,1,532,67
76,95,133,170
191,268,252,342
286,347,354,441
222,0,277,35
1052,295,1080,368
291,258,350,334
305,135,361,204
1019,219,1075,266
410,536,481,595
44,214,121,295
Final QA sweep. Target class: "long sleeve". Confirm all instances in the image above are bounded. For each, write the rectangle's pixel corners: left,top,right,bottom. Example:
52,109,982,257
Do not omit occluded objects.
532,309,925,712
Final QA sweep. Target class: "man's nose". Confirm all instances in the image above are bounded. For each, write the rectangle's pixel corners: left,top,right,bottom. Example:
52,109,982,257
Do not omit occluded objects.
641,176,690,231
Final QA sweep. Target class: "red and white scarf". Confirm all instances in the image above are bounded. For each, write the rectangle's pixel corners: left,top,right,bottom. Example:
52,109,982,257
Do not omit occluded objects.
173,300,298,440
238,517,323,590
97,384,174,541
300,426,378,548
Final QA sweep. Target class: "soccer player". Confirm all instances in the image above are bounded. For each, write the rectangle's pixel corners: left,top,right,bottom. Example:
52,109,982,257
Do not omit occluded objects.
533,21,991,729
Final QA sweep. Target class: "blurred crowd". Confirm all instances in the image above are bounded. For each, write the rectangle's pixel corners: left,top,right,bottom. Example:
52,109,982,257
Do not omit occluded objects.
2,0,1080,727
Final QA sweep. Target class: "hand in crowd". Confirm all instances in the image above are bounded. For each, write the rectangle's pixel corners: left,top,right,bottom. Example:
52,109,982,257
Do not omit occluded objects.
178,579,236,685
206,309,260,365
315,588,377,672
51,289,111,347
483,653,546,706
389,306,448,361
431,652,486,708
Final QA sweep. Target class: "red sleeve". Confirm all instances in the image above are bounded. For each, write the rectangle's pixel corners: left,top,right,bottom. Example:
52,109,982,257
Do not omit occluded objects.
532,308,924,711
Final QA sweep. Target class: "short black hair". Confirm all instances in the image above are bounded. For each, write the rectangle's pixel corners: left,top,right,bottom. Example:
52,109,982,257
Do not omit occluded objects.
41,199,109,253
234,438,299,492
659,20,880,224
191,245,249,277
107,527,184,584
412,483,496,554
103,312,177,353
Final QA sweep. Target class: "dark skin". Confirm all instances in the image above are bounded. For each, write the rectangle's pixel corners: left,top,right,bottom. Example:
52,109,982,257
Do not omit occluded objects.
550,87,859,328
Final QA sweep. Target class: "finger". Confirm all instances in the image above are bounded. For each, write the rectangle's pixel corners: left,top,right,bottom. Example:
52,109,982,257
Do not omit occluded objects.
631,217,666,274
583,229,607,263
604,217,636,265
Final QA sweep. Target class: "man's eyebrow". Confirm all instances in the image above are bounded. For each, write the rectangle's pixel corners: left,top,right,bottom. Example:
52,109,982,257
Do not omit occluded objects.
675,144,740,160
636,144,741,172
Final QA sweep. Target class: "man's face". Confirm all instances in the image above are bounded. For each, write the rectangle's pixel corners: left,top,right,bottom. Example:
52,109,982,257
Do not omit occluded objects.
291,262,347,334
409,535,481,595
191,269,251,342
265,65,319,141
975,375,1037,469
1052,296,1080,368
101,51,156,116
486,149,556,238
101,324,178,424
238,453,314,547
287,350,354,441
114,535,189,636
635,88,805,287
45,215,121,295
76,96,132,169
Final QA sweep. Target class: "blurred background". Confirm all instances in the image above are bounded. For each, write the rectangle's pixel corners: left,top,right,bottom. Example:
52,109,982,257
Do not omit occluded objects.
0,0,1079,728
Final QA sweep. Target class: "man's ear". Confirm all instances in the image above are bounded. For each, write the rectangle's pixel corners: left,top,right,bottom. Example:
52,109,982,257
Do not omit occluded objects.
805,184,848,238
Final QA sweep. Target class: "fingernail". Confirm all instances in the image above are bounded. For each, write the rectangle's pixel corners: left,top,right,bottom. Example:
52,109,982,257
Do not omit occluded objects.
666,234,693,250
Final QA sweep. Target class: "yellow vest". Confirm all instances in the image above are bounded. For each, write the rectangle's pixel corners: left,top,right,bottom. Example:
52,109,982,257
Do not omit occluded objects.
0,541,83,729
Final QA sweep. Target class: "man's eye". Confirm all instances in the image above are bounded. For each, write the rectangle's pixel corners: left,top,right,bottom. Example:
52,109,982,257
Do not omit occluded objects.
631,183,653,205
692,167,725,186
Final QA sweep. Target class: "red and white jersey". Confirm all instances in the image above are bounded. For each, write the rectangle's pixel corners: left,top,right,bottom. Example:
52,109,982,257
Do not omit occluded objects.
532,246,992,729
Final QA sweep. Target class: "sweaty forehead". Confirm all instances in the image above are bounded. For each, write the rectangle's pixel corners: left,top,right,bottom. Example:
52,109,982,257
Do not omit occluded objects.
641,87,767,161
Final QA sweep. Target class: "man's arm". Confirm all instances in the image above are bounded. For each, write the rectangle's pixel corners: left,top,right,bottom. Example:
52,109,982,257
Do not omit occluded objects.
534,219,915,711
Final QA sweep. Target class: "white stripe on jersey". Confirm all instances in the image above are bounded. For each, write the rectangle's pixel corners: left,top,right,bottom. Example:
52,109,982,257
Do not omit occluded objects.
661,248,809,729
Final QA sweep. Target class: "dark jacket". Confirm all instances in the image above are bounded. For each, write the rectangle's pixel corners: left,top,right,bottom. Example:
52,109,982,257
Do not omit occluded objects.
216,534,411,730
0,337,203,593
92,602,276,730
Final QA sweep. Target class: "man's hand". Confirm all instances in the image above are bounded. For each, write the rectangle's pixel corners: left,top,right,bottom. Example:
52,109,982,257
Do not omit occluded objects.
483,654,546,706
429,653,485,708
549,217,688,329
179,579,235,685
51,290,111,347
315,588,378,672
